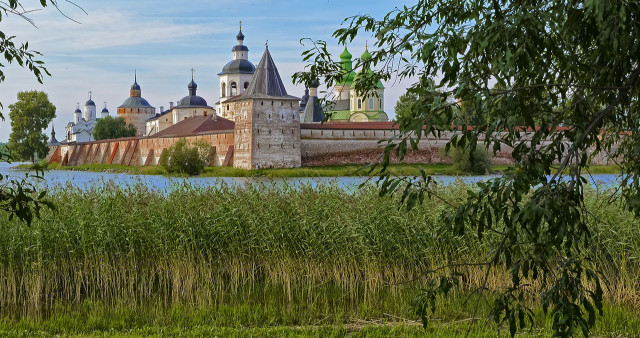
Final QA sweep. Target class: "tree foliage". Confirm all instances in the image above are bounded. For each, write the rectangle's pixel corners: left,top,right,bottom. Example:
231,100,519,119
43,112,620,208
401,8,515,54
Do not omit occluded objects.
296,1,640,336
160,139,215,175
8,90,56,162
0,1,82,225
92,116,137,140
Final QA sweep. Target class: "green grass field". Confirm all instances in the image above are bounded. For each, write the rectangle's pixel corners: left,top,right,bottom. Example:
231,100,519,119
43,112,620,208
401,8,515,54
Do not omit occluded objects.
0,183,637,336
21,161,623,177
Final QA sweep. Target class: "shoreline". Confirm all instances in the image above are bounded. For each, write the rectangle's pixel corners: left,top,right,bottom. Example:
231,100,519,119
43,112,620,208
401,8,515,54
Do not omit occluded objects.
14,162,622,178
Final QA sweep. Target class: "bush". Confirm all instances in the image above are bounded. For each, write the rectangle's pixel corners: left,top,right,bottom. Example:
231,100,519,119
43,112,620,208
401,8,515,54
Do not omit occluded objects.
162,139,215,175
193,140,216,166
159,149,169,167
445,145,492,174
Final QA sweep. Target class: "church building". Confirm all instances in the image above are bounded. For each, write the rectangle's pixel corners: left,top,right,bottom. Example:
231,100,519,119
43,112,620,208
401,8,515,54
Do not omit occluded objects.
146,75,214,136
64,93,109,143
325,45,388,122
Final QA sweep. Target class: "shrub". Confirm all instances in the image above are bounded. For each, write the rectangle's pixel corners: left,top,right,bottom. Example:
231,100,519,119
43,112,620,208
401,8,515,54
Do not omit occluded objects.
162,139,215,175
446,145,492,174
193,140,216,166
159,149,169,167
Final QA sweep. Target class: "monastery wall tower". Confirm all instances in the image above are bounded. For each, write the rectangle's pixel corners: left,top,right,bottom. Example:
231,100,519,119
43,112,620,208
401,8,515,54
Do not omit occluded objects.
117,73,156,136
229,45,301,169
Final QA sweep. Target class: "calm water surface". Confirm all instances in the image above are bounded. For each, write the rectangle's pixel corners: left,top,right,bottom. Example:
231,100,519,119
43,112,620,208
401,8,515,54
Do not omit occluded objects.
0,162,621,192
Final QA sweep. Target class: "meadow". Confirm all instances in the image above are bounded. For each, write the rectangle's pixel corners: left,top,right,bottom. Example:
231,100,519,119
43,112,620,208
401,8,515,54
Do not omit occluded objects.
0,182,638,336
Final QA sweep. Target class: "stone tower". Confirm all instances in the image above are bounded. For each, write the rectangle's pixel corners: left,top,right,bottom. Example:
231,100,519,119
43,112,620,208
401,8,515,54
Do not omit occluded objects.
117,73,155,136
228,45,301,169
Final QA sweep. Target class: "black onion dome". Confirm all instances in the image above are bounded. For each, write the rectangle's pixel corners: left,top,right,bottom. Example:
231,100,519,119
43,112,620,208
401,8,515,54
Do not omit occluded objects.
177,95,209,107
232,45,249,52
101,107,109,113
218,59,255,75
236,29,245,41
310,78,320,88
131,81,141,90
177,79,209,108
300,88,310,108
74,108,81,113
85,99,95,106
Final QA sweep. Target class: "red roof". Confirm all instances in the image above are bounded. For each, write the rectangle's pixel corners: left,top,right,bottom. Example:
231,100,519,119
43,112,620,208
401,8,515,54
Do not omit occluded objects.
153,115,235,138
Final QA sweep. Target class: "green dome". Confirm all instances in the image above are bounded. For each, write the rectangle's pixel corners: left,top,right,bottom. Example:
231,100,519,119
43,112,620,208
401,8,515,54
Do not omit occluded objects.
340,46,352,61
338,45,355,84
354,47,383,88
338,70,356,85
354,68,385,89
361,47,372,62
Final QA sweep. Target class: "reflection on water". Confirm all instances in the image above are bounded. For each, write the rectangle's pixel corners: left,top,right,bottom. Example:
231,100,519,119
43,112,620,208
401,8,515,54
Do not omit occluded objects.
0,162,622,193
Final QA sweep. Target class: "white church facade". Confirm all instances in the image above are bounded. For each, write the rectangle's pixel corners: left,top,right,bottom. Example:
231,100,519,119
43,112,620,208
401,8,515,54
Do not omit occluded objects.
64,93,110,143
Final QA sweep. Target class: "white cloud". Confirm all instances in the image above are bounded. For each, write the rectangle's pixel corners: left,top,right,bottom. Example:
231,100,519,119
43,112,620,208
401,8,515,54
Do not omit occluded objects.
3,8,229,55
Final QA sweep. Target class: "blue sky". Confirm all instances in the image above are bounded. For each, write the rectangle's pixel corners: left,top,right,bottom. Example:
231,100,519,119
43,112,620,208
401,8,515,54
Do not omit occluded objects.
0,0,417,141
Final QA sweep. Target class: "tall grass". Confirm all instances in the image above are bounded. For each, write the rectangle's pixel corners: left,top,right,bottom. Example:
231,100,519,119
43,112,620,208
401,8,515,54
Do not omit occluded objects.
0,182,637,327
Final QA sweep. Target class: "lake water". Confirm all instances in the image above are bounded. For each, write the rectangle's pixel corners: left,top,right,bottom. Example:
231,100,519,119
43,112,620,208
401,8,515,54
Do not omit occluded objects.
0,162,622,192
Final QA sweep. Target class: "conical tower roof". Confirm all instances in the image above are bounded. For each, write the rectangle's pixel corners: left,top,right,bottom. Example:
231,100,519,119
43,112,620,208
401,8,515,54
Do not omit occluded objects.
236,46,299,100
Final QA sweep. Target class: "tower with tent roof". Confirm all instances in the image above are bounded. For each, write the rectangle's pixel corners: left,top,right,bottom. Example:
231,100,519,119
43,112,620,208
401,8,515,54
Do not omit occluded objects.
227,44,301,169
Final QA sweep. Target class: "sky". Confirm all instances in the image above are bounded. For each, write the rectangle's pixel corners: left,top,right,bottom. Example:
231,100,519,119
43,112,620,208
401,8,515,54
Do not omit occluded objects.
0,0,417,142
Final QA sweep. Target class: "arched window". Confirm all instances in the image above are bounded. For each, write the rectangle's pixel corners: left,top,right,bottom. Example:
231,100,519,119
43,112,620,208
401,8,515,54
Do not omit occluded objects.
231,82,237,96
357,99,362,109
369,98,374,109
221,83,226,97
244,82,249,90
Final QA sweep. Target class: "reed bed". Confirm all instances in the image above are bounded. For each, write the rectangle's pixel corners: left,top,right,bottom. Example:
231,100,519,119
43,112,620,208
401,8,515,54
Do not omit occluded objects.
0,182,637,322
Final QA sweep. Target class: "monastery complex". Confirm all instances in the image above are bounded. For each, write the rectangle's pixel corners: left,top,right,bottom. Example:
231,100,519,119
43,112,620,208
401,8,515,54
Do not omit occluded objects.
47,27,453,170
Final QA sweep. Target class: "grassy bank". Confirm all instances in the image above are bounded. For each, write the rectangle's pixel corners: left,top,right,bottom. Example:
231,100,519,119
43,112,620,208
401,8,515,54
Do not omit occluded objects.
19,161,622,177
0,183,638,336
